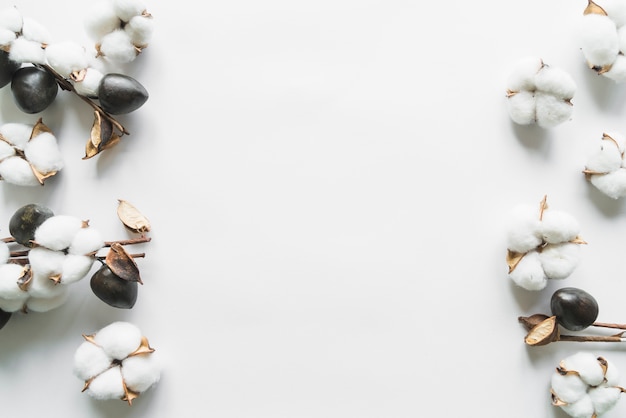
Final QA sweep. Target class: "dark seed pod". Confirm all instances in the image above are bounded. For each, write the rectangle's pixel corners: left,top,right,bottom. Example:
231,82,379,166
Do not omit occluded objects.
9,203,54,247
97,73,148,115
550,287,599,331
0,50,20,89
11,66,58,114
90,264,138,309
0,309,12,330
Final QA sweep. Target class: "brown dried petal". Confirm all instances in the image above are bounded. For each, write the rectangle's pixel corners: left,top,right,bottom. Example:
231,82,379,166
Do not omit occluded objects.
518,314,550,332
84,111,121,159
30,118,53,139
117,199,151,233
16,265,32,291
506,249,525,273
584,0,607,15
524,315,560,346
105,243,142,284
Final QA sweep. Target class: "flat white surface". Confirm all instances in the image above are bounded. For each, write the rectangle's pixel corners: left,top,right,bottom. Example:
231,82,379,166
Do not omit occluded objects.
2,0,626,417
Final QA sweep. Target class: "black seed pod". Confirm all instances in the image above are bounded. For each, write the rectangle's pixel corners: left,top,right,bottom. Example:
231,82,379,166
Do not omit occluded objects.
551,287,599,331
97,73,148,115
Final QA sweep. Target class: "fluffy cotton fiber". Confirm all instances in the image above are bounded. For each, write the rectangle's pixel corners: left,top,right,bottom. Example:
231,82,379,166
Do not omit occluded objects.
506,56,576,128
551,352,624,418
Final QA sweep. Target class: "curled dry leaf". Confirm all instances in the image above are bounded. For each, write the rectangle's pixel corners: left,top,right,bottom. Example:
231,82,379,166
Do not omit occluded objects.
117,199,151,233
84,110,121,159
522,315,560,346
105,243,142,284
584,0,607,16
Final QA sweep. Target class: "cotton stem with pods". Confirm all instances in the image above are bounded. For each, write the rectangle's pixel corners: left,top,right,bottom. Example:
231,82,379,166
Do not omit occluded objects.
2,235,150,268
519,314,626,346
41,63,129,135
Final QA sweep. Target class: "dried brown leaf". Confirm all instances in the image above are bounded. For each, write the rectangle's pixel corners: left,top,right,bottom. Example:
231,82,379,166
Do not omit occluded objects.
105,243,142,283
16,265,32,291
584,0,607,15
506,249,525,273
83,111,121,159
524,315,560,346
117,199,151,233
30,118,53,139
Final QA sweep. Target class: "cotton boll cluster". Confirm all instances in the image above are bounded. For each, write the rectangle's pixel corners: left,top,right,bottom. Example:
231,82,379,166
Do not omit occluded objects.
551,352,625,418
583,131,626,199
0,6,50,65
0,119,63,186
506,197,585,291
84,0,154,64
0,211,103,317
505,56,577,128
74,321,161,405
578,0,626,82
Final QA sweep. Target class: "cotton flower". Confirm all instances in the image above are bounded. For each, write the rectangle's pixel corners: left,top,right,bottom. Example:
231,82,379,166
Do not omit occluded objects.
578,0,626,82
0,119,64,186
505,56,576,128
74,321,161,405
551,352,625,418
506,196,585,291
84,0,153,64
45,41,89,78
584,131,626,198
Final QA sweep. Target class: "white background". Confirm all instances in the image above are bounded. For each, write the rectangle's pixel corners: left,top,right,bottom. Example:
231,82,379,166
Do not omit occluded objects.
2,0,626,417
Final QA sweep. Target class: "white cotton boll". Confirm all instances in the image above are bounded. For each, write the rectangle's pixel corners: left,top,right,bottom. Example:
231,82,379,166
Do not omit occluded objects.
98,29,138,63
72,67,104,98
561,352,605,387
69,227,104,255
603,54,626,82
60,255,95,285
125,14,153,47
506,56,543,92
585,140,623,173
601,0,626,27
24,132,64,174
0,157,39,186
590,170,626,199
27,271,65,299
84,366,125,400
45,41,89,78
8,37,46,64
25,289,68,312
534,92,573,128
74,341,113,381
0,297,25,312
0,241,8,264
0,263,28,300
0,6,23,33
559,395,595,418
27,247,64,277
0,122,33,149
539,242,580,280
34,215,84,251
552,372,588,404
535,66,576,99
506,90,536,125
21,17,50,44
508,250,547,291
84,1,120,40
0,28,16,46
505,205,543,253
122,353,161,392
579,14,619,68
94,321,143,360
114,0,147,22
540,209,580,244
0,140,16,161
588,386,622,415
